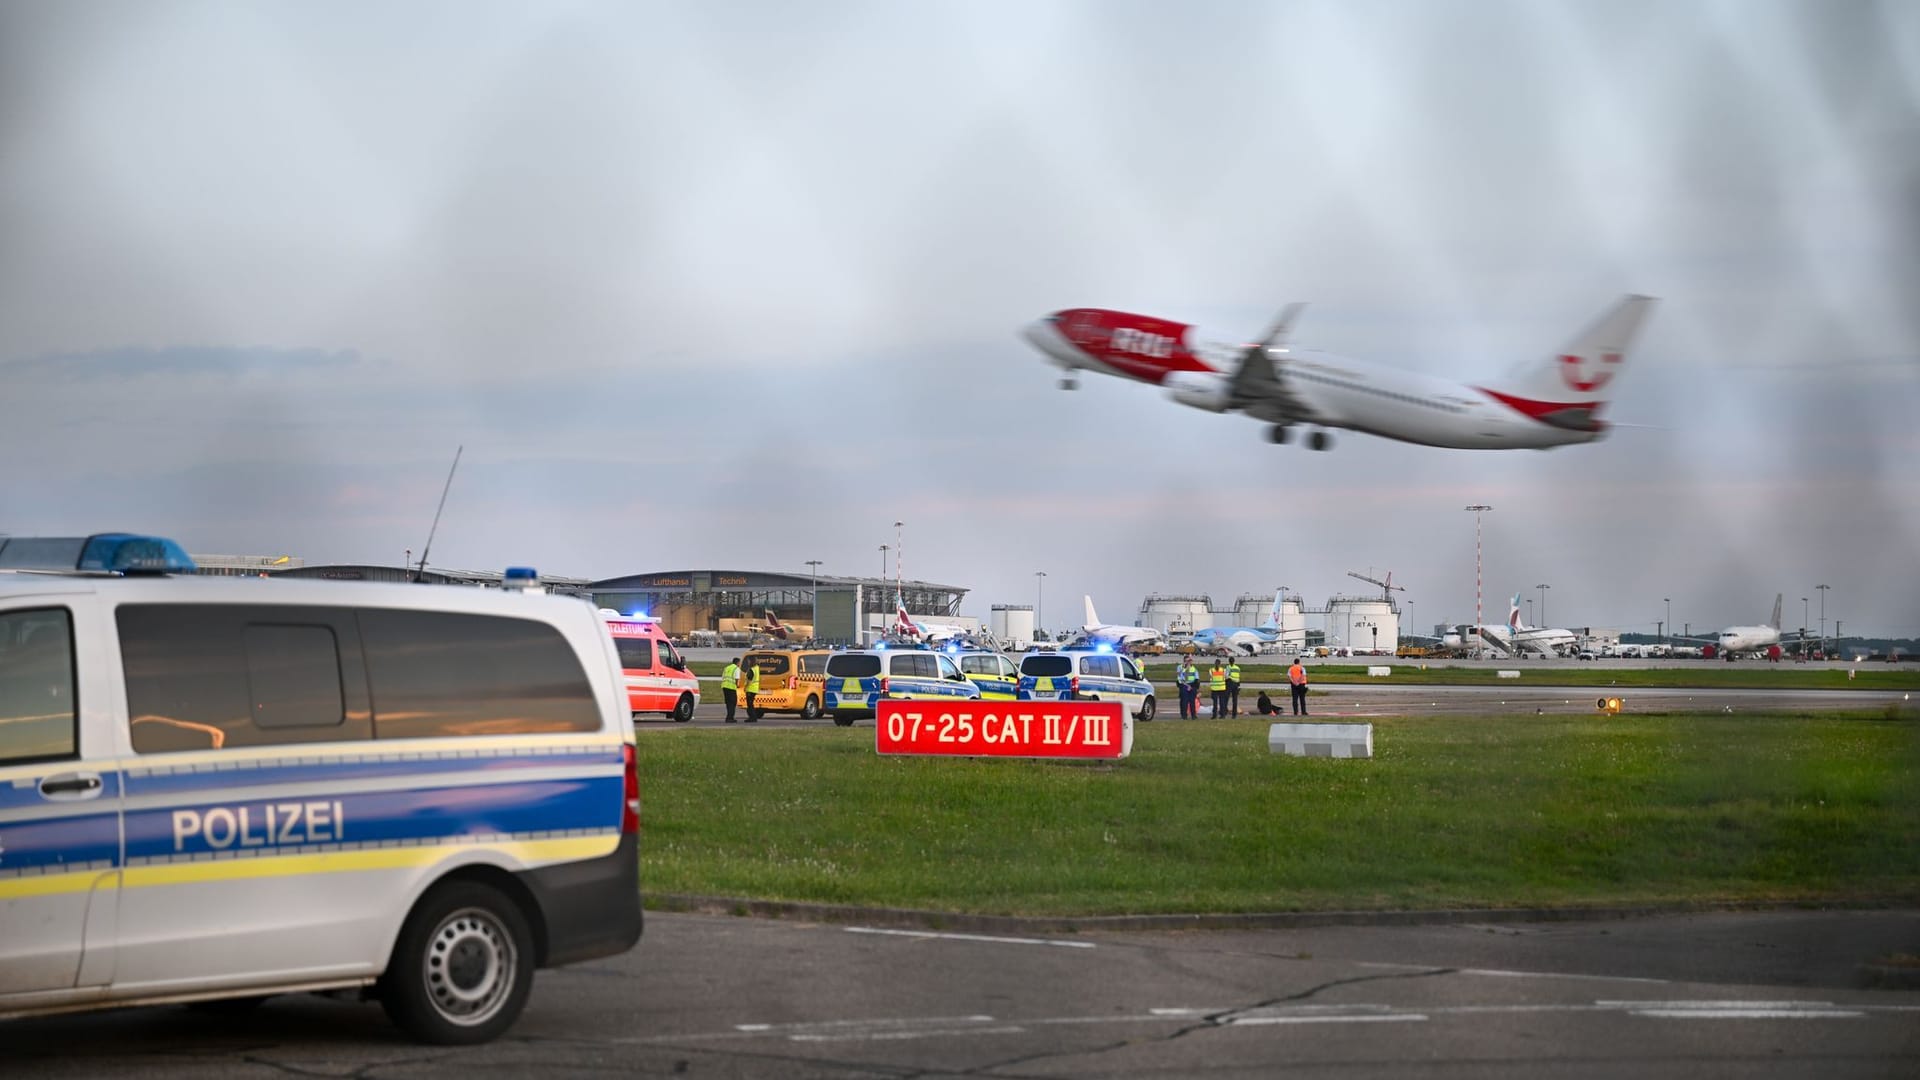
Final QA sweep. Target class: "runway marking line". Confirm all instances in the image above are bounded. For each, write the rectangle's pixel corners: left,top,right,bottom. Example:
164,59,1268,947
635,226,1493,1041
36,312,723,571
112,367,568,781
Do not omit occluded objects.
846,926,1096,949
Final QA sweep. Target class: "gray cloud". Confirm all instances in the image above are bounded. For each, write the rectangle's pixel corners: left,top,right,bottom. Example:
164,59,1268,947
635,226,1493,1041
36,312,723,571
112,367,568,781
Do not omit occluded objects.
2,0,1916,636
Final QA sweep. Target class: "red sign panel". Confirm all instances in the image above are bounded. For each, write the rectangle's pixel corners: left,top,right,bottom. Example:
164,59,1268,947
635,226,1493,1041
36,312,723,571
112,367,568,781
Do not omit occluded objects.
876,701,1131,760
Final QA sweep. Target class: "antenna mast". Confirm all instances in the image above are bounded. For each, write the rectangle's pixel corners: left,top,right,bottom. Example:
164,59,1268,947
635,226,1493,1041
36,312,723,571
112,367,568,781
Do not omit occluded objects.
415,445,463,582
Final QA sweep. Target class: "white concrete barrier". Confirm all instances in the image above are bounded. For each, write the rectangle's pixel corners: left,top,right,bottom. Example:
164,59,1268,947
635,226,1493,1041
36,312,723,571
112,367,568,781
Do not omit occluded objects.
1268,722,1372,759
1496,670,1521,679
1367,666,1392,677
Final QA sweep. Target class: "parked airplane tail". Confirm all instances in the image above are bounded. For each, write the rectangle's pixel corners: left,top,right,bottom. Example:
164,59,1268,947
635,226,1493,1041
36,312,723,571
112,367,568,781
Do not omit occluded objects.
1768,593,1783,630
895,605,921,638
1492,295,1657,415
1264,588,1284,629
1084,595,1101,629
1508,594,1524,631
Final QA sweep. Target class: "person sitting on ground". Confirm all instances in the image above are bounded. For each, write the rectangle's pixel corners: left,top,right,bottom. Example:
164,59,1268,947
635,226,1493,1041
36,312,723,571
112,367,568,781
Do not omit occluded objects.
1256,689,1279,715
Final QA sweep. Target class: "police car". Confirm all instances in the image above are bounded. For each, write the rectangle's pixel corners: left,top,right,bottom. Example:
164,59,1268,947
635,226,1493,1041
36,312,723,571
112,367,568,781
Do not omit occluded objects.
821,646,982,726
0,534,641,1044
947,648,1020,700
1017,647,1158,721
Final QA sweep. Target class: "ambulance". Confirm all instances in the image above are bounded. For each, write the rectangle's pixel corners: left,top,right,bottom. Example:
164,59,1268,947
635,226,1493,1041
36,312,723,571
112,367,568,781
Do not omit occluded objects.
601,610,701,722
0,535,643,1044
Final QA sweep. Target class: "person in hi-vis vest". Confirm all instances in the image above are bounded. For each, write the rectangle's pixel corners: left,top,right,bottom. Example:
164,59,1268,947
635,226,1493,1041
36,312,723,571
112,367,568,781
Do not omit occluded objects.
1208,662,1229,718
1288,658,1309,716
721,658,741,722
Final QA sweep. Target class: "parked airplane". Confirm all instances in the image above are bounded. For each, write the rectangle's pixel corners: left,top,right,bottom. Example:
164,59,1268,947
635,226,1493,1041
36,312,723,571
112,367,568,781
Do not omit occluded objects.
1190,589,1297,655
1071,596,1164,649
1506,595,1577,656
894,605,967,645
761,610,792,640
1678,594,1801,660
1022,295,1656,451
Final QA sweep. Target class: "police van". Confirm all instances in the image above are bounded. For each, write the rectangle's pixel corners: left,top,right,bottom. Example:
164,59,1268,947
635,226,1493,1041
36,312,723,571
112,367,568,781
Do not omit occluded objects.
1017,647,1158,721
948,649,1020,700
0,535,642,1044
821,646,981,726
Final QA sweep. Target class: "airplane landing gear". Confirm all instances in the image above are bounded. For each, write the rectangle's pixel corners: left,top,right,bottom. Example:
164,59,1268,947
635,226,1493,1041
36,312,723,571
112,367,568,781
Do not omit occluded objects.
1058,376,1078,391
1268,424,1292,445
1307,429,1332,451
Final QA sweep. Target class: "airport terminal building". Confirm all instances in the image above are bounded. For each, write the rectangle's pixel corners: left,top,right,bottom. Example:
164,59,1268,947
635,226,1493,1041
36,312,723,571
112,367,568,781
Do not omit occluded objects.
590,570,968,645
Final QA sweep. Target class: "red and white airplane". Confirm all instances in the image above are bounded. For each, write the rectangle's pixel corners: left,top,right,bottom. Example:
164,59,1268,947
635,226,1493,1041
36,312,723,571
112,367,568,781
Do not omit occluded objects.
1021,295,1656,451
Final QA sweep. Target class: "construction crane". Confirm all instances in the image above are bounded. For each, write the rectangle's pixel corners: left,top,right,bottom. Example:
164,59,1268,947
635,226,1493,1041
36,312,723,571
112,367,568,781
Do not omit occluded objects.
1346,569,1406,606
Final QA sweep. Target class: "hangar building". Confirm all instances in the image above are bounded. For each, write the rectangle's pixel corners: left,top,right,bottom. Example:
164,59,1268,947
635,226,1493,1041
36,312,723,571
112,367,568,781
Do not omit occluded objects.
591,570,968,645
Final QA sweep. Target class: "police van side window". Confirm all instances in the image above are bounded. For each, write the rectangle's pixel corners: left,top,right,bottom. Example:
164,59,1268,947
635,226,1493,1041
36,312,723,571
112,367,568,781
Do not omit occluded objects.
0,607,78,765
1083,655,1119,678
244,625,347,729
120,604,372,753
359,608,599,739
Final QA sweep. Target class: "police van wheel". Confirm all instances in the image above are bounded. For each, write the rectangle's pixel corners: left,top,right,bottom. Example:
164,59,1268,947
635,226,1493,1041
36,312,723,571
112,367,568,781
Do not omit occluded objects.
672,694,694,723
801,696,821,720
381,881,534,1045
1137,696,1156,722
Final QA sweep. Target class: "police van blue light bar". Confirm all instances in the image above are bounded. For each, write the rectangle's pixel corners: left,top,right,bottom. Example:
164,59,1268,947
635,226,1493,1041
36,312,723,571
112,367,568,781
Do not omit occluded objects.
0,533,197,575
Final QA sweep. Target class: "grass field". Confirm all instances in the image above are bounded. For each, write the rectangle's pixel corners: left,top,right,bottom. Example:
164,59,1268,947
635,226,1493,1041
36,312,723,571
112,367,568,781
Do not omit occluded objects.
637,710,1920,915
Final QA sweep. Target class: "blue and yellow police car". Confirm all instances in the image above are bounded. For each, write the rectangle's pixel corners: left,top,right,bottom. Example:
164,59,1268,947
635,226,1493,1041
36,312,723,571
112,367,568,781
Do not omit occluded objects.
1016,647,1158,721
0,534,642,1044
821,646,982,726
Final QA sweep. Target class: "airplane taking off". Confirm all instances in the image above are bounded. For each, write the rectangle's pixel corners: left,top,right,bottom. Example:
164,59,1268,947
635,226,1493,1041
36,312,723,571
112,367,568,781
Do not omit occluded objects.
1190,588,1297,655
1022,295,1656,451
1071,596,1164,649
1678,594,1800,659
1506,595,1578,657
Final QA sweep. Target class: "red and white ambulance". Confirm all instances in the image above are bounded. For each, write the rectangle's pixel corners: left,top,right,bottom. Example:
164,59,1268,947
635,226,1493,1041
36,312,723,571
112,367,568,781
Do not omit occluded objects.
601,611,701,722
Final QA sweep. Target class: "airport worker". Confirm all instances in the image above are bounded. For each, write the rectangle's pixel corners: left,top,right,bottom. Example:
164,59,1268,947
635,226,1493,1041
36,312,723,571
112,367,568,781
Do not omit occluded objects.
744,659,762,721
1226,659,1243,717
721,657,741,722
1208,660,1229,718
1256,689,1279,715
1288,656,1309,715
1176,656,1199,718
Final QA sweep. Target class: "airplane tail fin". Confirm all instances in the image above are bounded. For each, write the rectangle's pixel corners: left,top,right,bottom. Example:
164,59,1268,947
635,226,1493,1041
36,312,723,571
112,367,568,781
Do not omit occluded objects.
1265,588,1284,629
896,605,920,638
1084,595,1100,629
1491,295,1657,416
1769,593,1783,630
1509,595,1523,631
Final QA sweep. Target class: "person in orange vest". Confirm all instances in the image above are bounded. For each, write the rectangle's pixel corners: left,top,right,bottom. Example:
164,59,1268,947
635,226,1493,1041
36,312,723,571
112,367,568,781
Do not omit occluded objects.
1288,656,1309,715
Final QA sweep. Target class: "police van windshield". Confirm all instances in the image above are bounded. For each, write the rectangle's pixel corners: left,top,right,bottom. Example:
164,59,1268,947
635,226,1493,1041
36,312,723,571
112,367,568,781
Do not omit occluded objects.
1020,655,1073,678
824,653,882,678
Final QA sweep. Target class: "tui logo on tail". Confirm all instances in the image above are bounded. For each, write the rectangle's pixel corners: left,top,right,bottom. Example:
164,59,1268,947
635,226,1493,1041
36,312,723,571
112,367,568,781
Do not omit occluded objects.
1560,351,1621,394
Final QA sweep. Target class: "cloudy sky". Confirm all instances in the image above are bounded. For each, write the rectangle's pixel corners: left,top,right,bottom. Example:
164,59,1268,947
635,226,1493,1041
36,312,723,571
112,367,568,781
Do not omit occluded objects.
4,0,1917,639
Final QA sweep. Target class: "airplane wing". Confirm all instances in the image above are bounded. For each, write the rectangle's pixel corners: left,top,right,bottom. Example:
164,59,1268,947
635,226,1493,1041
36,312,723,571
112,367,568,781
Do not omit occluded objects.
1227,303,1316,423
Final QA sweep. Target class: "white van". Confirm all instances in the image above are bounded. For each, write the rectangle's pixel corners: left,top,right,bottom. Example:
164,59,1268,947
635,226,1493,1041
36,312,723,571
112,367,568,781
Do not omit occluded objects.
1016,648,1158,721
0,534,641,1044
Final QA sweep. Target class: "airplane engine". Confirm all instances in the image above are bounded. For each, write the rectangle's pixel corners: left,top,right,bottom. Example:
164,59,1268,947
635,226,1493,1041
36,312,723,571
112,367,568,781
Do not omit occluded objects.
1163,372,1231,412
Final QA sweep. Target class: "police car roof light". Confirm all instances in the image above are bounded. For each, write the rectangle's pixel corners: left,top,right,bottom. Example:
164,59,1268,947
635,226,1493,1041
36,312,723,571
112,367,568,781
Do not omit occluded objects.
503,566,540,590
0,533,197,575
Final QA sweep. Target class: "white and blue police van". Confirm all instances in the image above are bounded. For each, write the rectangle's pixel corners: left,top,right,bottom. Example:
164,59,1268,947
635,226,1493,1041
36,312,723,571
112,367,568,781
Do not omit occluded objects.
0,535,642,1044
821,645,982,726
1016,647,1158,721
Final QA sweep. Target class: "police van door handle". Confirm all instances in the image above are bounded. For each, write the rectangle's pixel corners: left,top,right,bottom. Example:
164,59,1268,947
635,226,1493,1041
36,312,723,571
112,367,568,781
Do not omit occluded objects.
40,772,105,800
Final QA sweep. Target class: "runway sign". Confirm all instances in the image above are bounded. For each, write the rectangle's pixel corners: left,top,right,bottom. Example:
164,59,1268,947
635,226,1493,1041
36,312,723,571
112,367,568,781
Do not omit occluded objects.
876,701,1131,760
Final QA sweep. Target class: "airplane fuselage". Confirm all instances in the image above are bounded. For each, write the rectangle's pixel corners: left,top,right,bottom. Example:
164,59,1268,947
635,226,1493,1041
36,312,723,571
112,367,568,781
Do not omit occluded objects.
1024,307,1620,451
